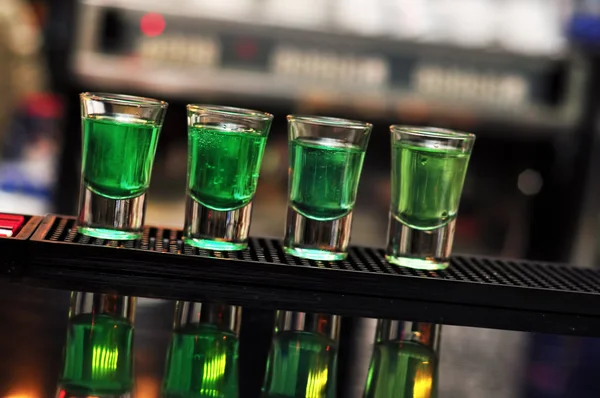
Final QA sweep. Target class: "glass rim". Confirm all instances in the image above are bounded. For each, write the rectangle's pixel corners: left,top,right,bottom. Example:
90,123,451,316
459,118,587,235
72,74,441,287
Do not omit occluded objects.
390,125,475,141
187,104,273,121
287,115,373,130
80,92,168,108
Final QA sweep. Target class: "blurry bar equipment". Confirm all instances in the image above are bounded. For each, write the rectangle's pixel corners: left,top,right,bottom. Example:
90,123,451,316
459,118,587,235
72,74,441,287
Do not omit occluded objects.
0,0,60,215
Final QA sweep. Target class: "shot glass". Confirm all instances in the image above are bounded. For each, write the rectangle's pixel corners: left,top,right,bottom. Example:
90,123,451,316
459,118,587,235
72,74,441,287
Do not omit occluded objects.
364,320,440,398
284,116,372,261
77,92,167,240
386,126,475,270
183,105,273,251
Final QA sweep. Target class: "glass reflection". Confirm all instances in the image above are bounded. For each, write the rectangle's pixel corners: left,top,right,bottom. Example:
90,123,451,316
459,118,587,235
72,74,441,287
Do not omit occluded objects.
56,292,135,397
161,301,240,398
364,320,440,398
262,311,340,398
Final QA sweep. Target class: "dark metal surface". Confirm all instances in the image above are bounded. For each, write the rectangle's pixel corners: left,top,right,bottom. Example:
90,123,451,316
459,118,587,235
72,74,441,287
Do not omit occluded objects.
2,214,600,336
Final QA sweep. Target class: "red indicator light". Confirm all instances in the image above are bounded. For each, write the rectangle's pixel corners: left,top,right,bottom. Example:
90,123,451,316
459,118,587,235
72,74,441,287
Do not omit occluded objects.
140,12,166,37
235,39,257,60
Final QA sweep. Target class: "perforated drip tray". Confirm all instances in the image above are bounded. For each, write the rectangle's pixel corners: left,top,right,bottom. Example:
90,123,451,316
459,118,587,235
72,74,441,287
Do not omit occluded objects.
2,214,600,336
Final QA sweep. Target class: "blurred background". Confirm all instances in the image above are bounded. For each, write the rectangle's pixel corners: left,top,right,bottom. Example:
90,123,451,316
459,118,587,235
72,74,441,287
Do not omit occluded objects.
2,0,600,396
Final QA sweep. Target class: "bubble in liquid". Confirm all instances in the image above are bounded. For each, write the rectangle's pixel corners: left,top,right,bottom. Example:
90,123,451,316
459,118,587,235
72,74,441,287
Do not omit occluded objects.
420,156,428,165
441,211,448,220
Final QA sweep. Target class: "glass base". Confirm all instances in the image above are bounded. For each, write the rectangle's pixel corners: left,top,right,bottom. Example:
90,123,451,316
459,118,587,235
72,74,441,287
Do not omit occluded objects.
386,214,456,270
284,246,347,261
183,237,247,251
77,226,142,240
183,195,252,252
76,185,146,241
283,206,353,261
385,255,449,270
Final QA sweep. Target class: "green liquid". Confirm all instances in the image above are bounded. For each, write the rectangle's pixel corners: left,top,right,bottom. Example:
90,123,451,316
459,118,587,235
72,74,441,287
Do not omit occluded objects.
262,331,337,398
58,313,134,396
82,115,161,199
364,341,437,398
188,125,267,211
392,143,470,230
290,137,365,221
162,324,239,398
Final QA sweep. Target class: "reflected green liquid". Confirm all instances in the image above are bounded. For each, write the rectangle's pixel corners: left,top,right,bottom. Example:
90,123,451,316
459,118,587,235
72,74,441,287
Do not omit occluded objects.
290,137,365,221
82,115,161,199
392,143,470,230
262,331,337,398
59,313,134,396
364,340,437,398
188,125,267,211
162,324,239,398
